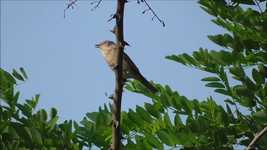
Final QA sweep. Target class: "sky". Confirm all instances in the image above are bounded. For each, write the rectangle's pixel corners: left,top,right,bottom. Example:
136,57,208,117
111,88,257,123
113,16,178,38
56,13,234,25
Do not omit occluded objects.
1,0,226,121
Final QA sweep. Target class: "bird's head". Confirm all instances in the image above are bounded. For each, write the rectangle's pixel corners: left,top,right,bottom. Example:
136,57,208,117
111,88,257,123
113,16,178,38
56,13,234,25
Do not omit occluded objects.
95,40,116,50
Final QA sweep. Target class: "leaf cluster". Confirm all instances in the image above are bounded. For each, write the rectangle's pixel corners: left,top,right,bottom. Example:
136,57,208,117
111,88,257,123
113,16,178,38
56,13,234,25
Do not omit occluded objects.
0,68,81,150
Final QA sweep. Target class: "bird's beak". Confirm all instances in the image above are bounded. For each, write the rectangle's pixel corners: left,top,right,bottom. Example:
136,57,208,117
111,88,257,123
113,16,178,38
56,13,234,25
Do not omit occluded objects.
95,44,100,48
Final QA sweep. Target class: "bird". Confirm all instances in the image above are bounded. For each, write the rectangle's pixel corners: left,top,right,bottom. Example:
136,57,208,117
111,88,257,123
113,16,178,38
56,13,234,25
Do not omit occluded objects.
95,40,157,93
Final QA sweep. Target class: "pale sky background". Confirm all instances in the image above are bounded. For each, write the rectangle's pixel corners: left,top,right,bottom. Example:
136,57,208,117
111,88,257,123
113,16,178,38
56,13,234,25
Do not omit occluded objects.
1,0,226,121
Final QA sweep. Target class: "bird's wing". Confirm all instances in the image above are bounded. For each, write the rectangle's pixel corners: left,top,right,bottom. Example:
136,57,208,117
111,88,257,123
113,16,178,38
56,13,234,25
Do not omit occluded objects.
123,52,141,75
123,52,157,93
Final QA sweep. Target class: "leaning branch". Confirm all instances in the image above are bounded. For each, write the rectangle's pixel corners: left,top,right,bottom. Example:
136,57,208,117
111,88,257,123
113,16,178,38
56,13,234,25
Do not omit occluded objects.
90,0,103,11
64,0,78,18
111,0,126,149
247,126,267,150
141,0,165,27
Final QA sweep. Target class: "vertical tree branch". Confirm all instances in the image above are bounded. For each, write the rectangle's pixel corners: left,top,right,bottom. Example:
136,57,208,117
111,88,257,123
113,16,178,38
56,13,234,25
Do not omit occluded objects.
112,0,126,150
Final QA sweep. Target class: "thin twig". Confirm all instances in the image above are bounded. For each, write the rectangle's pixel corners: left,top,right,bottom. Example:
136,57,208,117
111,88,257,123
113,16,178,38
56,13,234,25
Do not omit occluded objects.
64,0,78,18
90,0,103,11
108,14,117,22
247,126,267,150
141,0,165,27
110,26,130,46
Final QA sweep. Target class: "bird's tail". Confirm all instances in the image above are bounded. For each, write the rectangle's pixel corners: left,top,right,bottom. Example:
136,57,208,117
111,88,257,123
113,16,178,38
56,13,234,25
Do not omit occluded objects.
135,73,157,93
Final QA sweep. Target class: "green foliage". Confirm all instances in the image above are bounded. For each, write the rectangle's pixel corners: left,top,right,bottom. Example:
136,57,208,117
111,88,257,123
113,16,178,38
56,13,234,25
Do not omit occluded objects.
126,82,241,149
162,0,267,149
75,104,112,149
0,68,81,150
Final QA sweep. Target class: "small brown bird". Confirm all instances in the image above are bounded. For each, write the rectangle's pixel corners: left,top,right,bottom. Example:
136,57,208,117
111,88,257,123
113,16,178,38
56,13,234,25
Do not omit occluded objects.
95,40,157,93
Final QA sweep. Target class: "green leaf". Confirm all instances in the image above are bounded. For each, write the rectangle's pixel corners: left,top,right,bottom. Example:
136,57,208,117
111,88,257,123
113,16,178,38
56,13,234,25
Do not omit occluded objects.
205,82,225,88
135,135,152,150
201,76,220,81
224,99,235,105
47,116,59,133
37,109,48,122
25,94,39,109
163,113,173,129
176,131,196,145
237,0,256,5
16,104,32,117
128,109,143,127
0,69,16,84
157,130,176,146
214,88,230,96
239,97,256,107
73,121,79,130
144,103,160,118
252,68,264,85
180,96,192,115
136,106,152,123
181,53,198,66
23,127,32,141
174,114,183,126
19,67,28,79
233,85,254,98
12,69,24,81
86,112,98,122
146,134,163,150
13,91,20,104
166,55,186,65
30,128,43,145
6,126,19,139
208,34,233,48
50,107,58,118
253,110,267,124
229,66,245,80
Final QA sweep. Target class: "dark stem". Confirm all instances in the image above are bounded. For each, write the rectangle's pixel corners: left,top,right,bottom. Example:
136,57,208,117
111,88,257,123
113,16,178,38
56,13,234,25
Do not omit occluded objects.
64,0,78,18
247,126,267,150
111,0,126,150
142,0,165,27
91,0,103,11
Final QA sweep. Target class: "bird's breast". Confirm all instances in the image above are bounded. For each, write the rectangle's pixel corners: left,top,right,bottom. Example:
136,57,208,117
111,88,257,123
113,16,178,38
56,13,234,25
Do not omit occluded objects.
100,49,117,69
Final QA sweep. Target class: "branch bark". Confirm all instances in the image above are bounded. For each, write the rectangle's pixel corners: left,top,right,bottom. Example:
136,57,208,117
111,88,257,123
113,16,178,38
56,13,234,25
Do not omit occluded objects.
111,0,126,150
247,126,267,150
